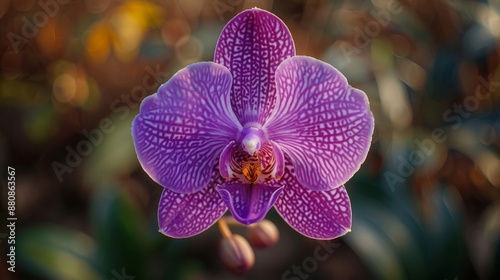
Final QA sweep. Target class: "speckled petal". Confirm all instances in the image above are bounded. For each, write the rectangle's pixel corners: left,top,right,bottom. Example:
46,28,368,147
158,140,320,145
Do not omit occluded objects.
215,8,295,125
132,62,241,194
216,181,284,225
158,164,227,238
265,56,374,191
274,161,351,239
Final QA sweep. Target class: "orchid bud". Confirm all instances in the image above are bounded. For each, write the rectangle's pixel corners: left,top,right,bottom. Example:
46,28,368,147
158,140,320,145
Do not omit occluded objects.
219,234,255,274
248,219,279,248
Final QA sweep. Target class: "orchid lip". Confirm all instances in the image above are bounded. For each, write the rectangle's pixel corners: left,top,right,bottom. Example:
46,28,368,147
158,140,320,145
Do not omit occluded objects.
219,140,286,184
216,183,284,226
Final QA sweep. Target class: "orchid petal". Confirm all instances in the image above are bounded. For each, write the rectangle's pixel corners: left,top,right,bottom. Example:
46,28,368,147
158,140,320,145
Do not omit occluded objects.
219,141,236,178
215,8,295,125
158,163,227,238
158,188,227,238
274,161,351,239
216,181,284,225
270,141,285,179
265,56,374,191
132,62,241,194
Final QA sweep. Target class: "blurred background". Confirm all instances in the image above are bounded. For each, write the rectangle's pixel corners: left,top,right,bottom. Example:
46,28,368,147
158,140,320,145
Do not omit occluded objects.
1,0,500,279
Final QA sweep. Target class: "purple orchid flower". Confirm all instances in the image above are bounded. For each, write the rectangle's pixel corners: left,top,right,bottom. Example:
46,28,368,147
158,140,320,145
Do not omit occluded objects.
132,8,374,240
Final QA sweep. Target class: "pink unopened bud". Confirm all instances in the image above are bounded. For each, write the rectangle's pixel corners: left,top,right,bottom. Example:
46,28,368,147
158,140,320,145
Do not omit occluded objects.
248,219,279,248
219,234,255,274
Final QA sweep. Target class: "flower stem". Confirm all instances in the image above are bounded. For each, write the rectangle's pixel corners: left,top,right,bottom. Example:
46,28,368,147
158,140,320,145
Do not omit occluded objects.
218,217,233,238
223,216,246,227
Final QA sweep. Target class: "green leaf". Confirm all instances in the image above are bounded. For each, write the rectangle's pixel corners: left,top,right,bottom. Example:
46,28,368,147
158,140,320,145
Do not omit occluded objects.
84,112,138,186
346,199,426,280
17,226,103,280
426,185,466,279
90,182,148,279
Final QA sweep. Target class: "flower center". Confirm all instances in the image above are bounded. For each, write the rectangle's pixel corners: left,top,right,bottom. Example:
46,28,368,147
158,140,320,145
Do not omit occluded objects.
219,126,284,184
241,153,263,183
242,135,260,155
240,127,264,156
229,143,277,184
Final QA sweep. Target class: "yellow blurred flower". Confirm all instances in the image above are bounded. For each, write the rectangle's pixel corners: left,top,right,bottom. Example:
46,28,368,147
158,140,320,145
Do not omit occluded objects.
84,0,164,64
